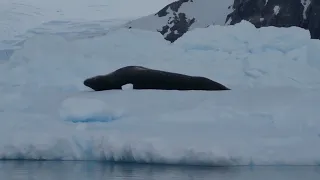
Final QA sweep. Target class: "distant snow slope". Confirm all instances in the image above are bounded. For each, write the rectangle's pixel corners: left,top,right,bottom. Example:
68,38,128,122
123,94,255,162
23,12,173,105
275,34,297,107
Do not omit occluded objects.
0,0,175,60
1,20,320,165
125,0,233,42
0,0,175,37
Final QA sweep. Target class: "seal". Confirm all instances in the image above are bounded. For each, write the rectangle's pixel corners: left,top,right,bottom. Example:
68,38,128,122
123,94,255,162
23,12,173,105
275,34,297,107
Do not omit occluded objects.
83,66,230,91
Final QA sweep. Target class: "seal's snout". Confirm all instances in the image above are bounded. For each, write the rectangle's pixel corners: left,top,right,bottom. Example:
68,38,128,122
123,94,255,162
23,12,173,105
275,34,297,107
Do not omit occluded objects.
83,79,90,87
83,76,106,91
83,77,96,89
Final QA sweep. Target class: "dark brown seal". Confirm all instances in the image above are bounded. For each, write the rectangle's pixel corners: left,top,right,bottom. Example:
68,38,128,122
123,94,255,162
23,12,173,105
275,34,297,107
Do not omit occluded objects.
83,66,230,91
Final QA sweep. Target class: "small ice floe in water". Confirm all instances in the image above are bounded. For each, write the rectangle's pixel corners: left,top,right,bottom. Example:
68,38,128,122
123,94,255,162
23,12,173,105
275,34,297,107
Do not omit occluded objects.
59,97,124,123
122,83,133,90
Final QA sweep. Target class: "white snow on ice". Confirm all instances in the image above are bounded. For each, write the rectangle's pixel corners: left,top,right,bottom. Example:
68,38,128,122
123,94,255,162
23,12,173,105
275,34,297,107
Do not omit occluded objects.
1,0,320,166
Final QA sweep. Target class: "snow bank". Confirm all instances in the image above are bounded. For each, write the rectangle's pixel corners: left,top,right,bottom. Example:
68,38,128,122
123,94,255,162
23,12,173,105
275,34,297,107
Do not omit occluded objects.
1,20,320,166
2,21,320,90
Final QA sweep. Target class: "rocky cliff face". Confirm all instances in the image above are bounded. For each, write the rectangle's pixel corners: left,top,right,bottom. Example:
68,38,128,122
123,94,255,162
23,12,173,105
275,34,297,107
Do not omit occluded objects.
307,0,320,39
226,0,308,28
126,0,319,42
228,0,320,40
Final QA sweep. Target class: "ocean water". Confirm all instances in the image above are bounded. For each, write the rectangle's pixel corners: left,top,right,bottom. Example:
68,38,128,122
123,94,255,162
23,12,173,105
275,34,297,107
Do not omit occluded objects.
0,161,320,180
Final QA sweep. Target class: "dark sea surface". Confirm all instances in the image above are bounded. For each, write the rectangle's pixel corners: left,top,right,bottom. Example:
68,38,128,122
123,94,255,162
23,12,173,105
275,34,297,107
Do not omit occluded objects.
0,161,320,180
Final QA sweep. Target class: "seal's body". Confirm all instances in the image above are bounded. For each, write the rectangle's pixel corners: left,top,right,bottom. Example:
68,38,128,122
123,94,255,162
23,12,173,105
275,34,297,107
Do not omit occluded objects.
84,66,230,91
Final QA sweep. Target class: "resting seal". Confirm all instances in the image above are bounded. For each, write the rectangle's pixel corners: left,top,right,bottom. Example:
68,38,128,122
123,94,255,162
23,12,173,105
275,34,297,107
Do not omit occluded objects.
84,66,230,91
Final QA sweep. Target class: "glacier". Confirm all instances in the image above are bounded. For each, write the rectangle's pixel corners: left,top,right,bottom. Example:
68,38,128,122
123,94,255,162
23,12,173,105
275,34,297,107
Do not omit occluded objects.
1,0,320,166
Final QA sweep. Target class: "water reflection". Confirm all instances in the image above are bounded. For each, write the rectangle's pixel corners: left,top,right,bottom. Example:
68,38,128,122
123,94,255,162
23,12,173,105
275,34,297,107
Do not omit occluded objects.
0,161,319,180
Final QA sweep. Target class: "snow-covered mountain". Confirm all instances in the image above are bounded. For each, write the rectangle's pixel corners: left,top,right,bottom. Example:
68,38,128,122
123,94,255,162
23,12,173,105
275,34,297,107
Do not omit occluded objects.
125,0,319,42
124,0,234,42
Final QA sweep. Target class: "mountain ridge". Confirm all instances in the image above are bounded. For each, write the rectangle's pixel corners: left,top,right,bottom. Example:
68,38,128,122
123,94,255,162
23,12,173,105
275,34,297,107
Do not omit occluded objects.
125,0,319,42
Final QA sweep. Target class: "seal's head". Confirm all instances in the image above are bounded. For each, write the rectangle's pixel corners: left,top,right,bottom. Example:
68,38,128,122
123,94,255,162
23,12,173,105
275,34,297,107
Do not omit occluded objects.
84,75,119,91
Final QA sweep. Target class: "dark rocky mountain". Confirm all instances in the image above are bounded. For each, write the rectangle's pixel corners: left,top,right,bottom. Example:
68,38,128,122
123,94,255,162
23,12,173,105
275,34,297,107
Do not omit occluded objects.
155,0,196,43
227,0,315,35
306,0,320,39
125,0,319,43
